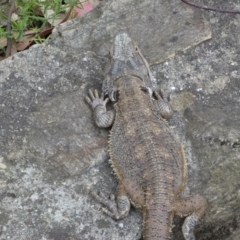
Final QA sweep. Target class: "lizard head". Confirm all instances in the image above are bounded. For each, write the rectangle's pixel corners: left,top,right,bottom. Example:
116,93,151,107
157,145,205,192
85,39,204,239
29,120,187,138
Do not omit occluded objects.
102,31,157,101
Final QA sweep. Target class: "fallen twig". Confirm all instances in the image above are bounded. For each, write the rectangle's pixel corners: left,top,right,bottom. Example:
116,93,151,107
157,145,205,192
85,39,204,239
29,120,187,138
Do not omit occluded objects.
181,0,240,14
6,0,16,58
0,0,8,6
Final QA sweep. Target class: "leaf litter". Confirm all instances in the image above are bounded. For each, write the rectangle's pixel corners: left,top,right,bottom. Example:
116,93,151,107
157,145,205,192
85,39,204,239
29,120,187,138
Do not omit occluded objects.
0,0,100,61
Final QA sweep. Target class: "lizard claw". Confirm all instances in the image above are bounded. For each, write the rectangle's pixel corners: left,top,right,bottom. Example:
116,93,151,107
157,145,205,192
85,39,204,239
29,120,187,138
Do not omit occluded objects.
154,88,171,102
152,88,173,119
85,89,109,109
89,189,130,220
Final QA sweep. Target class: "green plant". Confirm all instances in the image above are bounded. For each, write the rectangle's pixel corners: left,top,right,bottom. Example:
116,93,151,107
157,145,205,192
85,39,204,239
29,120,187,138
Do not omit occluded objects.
0,0,83,58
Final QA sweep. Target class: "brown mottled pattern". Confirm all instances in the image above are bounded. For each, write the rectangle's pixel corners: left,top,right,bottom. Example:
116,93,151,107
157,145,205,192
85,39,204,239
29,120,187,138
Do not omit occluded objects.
87,31,208,240
109,76,185,239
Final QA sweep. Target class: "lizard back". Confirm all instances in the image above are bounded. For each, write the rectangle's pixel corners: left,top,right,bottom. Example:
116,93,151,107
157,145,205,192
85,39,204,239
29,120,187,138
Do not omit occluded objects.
109,76,187,239
86,31,207,240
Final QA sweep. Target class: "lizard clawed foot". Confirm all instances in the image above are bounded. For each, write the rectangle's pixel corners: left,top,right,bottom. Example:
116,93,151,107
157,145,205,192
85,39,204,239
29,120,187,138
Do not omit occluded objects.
152,88,173,119
85,89,109,109
153,88,170,102
89,189,130,220
84,89,115,128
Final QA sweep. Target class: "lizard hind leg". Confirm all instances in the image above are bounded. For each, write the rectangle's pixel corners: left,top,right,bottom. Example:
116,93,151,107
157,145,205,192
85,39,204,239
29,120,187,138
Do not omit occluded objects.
173,195,208,240
89,182,131,220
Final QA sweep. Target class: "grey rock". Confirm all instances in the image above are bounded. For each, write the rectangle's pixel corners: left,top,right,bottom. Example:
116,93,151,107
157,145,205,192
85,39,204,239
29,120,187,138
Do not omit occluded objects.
50,0,211,65
0,0,240,239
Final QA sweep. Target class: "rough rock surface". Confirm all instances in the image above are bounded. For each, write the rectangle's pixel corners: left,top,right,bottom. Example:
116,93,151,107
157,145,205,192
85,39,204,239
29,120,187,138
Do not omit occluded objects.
0,0,240,239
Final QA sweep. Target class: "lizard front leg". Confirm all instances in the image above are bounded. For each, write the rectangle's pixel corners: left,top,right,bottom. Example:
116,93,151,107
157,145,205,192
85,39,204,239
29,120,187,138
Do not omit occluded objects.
153,89,173,119
142,86,173,119
85,89,115,128
173,195,208,240
85,90,130,219
89,182,131,220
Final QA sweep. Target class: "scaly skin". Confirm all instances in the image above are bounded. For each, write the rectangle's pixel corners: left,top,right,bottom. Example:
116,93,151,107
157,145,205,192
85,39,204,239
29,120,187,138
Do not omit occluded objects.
85,31,207,240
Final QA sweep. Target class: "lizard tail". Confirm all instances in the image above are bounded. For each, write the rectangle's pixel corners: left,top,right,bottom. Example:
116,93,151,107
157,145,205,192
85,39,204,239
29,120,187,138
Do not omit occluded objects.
143,201,173,240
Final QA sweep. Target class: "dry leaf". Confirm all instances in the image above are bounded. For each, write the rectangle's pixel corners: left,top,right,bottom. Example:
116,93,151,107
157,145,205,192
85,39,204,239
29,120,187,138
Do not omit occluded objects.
23,29,37,36
0,38,7,48
37,1,74,27
11,13,19,21
16,39,34,51
39,27,53,37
